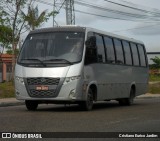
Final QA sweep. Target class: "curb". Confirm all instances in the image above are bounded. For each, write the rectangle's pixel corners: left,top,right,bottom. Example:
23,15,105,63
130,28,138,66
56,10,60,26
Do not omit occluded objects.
0,100,24,107
136,94,160,99
136,96,160,99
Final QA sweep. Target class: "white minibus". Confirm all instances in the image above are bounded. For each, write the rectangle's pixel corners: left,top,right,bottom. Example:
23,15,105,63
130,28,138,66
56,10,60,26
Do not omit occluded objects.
15,26,149,110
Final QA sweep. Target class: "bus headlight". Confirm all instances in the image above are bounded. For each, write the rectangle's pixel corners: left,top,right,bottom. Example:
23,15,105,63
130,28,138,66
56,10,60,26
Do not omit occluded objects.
15,76,24,85
63,75,81,84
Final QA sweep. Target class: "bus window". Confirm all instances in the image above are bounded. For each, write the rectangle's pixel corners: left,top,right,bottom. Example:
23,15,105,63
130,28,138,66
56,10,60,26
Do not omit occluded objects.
137,44,147,67
114,39,124,64
104,36,115,64
130,43,140,66
122,41,132,65
85,34,97,64
95,34,105,63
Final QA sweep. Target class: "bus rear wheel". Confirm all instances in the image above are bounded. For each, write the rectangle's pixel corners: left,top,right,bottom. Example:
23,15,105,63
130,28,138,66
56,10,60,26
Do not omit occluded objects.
119,88,135,106
79,88,93,111
25,100,38,111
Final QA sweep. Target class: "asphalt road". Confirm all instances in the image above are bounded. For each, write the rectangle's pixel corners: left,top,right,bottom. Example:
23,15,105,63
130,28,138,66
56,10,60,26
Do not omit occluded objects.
0,98,160,140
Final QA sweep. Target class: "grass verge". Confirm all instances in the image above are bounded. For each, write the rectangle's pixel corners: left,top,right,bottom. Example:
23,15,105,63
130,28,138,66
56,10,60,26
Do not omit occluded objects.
149,74,160,81
0,82,15,98
148,82,160,94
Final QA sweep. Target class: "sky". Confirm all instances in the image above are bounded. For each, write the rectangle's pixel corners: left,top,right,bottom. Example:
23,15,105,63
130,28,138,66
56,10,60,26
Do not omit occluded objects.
20,0,160,53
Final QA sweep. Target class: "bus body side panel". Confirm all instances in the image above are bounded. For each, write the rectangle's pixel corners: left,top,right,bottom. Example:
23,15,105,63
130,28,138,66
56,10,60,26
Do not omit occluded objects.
84,64,130,100
84,63,148,100
132,67,149,96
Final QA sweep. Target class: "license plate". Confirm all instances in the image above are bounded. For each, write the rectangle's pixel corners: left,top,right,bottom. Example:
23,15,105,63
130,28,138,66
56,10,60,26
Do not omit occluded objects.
36,86,49,91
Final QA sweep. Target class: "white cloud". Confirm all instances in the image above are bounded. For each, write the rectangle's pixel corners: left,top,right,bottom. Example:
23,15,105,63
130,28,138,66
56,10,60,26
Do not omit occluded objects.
131,24,160,35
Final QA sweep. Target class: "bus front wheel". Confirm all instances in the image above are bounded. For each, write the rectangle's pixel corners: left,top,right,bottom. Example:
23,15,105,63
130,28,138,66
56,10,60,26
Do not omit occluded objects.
25,100,38,111
79,88,93,111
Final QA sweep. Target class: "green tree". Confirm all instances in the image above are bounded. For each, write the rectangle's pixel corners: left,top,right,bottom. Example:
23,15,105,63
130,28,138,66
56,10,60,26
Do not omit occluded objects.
6,48,19,56
0,8,12,54
23,5,54,30
0,25,12,49
0,0,29,80
151,56,160,69
0,0,28,51
0,0,54,80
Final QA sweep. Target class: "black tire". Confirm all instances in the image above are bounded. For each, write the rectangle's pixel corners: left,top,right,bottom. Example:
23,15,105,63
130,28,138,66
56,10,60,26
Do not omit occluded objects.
25,100,38,111
119,88,135,106
79,88,93,111
126,88,135,105
119,99,126,106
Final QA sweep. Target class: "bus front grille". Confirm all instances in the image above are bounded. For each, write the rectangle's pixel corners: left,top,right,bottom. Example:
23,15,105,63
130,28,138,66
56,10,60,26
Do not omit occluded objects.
27,77,60,85
25,77,63,98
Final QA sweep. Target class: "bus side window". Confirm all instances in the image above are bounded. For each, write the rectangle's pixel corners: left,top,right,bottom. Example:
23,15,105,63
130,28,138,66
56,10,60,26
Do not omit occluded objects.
130,43,140,66
85,35,97,65
104,36,115,64
114,38,124,64
137,44,147,67
95,34,105,63
122,41,132,65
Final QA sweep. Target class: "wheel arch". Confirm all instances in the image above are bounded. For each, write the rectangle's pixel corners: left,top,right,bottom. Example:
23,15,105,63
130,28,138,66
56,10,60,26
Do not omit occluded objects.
130,83,136,97
87,82,97,101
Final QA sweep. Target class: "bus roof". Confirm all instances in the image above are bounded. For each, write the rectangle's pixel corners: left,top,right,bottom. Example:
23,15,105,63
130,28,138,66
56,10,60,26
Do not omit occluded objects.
30,26,86,34
30,25,144,44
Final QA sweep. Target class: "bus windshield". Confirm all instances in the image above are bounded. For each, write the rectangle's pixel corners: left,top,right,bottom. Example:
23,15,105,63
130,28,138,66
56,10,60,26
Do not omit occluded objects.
18,32,84,67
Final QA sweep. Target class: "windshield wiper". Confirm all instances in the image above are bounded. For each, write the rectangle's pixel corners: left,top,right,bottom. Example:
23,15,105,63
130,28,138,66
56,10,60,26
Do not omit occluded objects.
44,59,73,65
20,59,47,67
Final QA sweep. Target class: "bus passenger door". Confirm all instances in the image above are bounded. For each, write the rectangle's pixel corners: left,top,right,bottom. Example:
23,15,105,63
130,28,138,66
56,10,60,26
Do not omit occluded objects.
84,33,109,100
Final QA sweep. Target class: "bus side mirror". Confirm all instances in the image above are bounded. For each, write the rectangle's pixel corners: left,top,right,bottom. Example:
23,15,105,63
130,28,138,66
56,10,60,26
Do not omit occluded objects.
85,36,96,48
